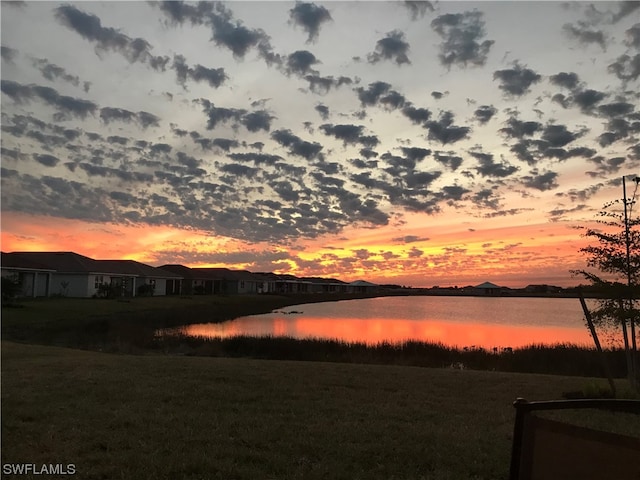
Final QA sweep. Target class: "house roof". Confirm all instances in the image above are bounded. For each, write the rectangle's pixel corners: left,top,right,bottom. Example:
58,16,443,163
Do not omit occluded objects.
4,252,181,278
6,251,102,274
97,260,182,278
349,280,378,287
475,281,502,289
192,267,261,281
1,252,56,272
301,276,348,285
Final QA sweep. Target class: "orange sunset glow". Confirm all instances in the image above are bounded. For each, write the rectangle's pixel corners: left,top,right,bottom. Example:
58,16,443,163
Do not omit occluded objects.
1,210,592,287
2,2,639,287
176,315,592,349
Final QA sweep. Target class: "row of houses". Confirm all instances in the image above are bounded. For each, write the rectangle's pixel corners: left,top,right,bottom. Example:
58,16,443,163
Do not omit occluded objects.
0,251,380,299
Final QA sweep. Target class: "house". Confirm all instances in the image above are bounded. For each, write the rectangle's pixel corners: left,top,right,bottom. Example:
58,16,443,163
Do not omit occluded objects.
159,264,222,295
192,268,264,294
1,252,55,297
473,281,503,296
1,252,181,298
304,277,349,293
348,280,379,294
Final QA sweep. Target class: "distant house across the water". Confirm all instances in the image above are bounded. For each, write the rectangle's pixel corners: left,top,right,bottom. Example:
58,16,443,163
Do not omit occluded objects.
472,281,503,296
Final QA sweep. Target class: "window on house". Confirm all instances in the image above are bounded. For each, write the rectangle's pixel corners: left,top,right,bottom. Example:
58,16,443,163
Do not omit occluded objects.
95,275,104,288
240,281,245,289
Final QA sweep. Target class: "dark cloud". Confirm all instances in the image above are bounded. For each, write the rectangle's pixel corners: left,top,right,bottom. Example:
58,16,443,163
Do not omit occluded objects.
403,170,441,188
359,148,379,159
32,58,81,88
499,117,542,139
625,23,640,49
522,170,558,191
608,54,640,82
441,185,470,201
137,111,160,129
172,54,227,88
356,81,391,106
304,74,353,94
155,1,213,27
572,88,607,112
473,105,497,124
208,5,272,60
32,153,59,167
493,63,541,97
220,163,259,180
542,124,581,147
1,147,26,161
315,104,329,120
471,151,518,178
242,110,275,132
149,142,171,155
1,46,19,63
563,22,606,50
271,129,323,160
157,2,280,66
403,1,434,20
425,111,470,144
612,2,640,23
392,234,430,243
228,152,282,166
379,90,406,110
100,107,159,129
320,123,368,146
402,104,432,125
107,135,129,146
286,50,319,76
549,72,580,90
431,11,494,68
367,30,411,65
401,147,431,162
434,151,463,171
1,80,97,119
55,5,168,70
211,138,239,152
198,100,245,129
289,2,332,43
597,102,635,117
587,155,626,176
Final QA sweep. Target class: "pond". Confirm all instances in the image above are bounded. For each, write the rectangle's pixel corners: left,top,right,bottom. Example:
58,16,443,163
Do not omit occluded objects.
164,296,596,349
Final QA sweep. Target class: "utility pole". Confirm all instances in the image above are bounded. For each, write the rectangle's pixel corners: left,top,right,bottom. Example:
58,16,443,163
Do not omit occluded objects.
622,175,638,388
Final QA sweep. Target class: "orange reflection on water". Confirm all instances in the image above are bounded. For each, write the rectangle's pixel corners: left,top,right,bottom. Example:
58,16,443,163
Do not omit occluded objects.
179,314,592,349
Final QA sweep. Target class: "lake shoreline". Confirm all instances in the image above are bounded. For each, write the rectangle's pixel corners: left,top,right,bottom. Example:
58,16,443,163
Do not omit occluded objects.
3,292,619,379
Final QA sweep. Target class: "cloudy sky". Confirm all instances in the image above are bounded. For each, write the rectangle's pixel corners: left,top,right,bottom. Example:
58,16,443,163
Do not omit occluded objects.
1,1,639,287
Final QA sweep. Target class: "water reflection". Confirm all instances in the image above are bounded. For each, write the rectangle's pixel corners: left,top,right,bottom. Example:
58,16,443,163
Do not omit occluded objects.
172,296,594,349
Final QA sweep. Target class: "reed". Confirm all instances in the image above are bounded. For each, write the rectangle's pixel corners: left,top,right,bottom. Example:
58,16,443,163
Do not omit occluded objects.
152,333,628,378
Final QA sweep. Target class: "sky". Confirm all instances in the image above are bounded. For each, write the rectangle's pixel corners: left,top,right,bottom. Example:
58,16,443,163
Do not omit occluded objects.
1,1,639,288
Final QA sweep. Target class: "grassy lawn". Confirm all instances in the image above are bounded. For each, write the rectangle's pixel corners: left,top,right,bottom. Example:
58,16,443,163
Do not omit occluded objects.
2,341,638,480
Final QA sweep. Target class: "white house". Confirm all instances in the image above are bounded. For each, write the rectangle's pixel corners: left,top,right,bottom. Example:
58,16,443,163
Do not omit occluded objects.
1,252,181,298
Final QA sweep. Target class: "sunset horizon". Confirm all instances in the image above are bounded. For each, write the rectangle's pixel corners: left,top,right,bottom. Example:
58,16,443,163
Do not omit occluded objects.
2,1,639,289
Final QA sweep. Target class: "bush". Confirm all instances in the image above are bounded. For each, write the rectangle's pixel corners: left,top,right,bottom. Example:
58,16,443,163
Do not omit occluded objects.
2,275,22,304
137,283,155,296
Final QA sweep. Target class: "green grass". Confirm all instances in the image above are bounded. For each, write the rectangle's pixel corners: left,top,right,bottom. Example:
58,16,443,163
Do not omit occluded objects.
2,341,638,480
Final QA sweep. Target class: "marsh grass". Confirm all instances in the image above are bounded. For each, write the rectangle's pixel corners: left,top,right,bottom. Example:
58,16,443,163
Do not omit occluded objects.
3,341,638,480
152,333,629,378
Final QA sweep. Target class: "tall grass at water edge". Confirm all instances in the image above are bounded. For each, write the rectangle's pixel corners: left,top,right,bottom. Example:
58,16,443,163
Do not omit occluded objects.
152,333,629,378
